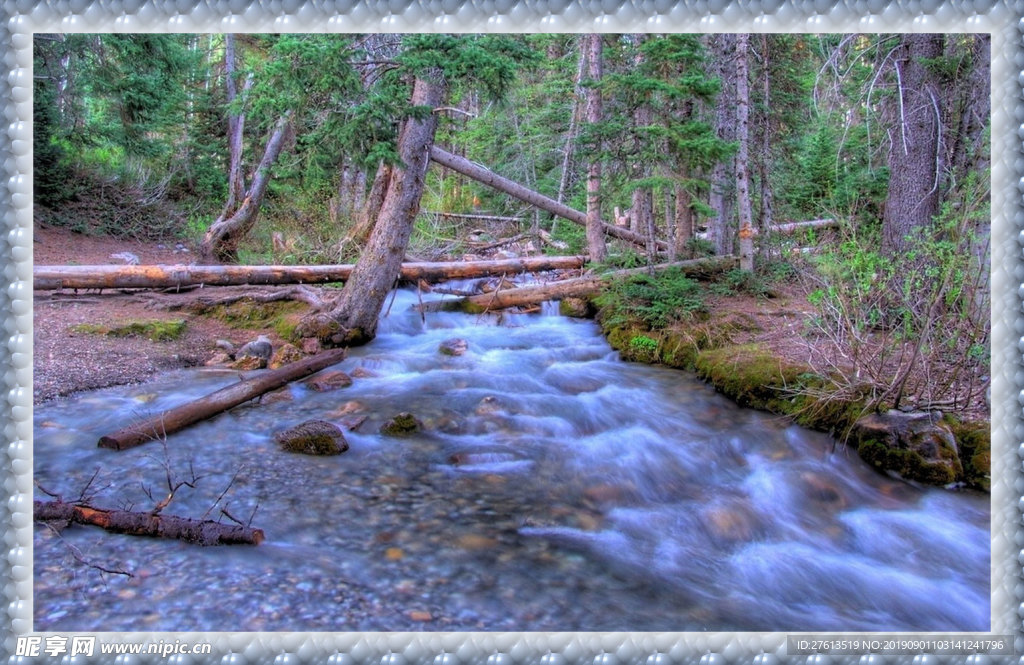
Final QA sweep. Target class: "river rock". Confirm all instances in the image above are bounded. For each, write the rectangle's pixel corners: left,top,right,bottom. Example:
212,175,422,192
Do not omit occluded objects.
305,370,353,392
268,343,306,369
238,335,273,360
850,410,962,485
559,297,593,318
439,338,469,356
274,420,349,455
380,413,422,436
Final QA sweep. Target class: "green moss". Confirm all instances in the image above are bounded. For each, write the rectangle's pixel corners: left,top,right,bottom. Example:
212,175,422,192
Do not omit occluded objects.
70,319,186,342
380,412,422,436
856,437,959,486
193,298,307,342
945,416,991,490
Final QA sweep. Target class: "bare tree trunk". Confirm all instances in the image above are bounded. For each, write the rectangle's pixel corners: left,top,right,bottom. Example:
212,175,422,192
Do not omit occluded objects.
303,74,447,347
882,34,943,255
735,33,755,272
674,183,694,257
222,34,248,212
708,34,737,256
582,33,608,263
201,112,293,263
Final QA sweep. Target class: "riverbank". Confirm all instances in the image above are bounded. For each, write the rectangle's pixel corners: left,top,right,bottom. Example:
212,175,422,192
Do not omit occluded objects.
32,226,989,489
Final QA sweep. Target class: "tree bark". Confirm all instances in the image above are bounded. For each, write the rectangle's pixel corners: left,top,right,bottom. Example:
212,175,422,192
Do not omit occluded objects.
420,256,737,312
882,34,944,255
708,34,737,256
582,33,608,263
309,73,447,347
222,34,248,212
35,256,587,290
735,33,754,272
98,347,348,450
35,499,265,546
429,146,668,252
201,112,293,263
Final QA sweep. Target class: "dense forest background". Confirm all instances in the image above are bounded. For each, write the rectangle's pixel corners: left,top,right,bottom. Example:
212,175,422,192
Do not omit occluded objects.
33,32,991,414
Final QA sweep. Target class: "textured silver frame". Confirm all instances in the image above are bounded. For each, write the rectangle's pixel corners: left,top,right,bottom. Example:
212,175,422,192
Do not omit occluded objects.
2,1,1018,663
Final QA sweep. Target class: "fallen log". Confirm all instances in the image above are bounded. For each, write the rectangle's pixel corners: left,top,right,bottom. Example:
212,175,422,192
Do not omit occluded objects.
429,146,669,252
34,256,587,291
98,347,348,450
420,256,738,312
35,499,264,545
767,218,838,235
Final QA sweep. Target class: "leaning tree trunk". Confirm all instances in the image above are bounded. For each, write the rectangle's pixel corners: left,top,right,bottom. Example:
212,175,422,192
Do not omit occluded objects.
882,34,943,255
300,73,446,347
429,147,667,251
200,112,293,264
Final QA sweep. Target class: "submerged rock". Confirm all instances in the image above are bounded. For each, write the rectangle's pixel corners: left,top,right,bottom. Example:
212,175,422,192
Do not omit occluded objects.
850,410,962,485
439,338,469,356
305,370,353,392
380,412,422,436
274,420,349,455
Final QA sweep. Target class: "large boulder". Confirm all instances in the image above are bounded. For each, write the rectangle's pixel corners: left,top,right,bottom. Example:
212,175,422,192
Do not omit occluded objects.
850,410,962,485
274,420,349,455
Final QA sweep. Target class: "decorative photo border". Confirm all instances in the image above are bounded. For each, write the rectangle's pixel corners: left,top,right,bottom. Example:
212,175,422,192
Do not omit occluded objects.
3,1,1018,662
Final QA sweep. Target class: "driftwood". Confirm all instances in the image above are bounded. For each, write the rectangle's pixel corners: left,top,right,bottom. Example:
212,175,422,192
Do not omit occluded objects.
419,256,738,312
429,146,669,252
34,256,587,291
35,499,264,545
98,347,348,450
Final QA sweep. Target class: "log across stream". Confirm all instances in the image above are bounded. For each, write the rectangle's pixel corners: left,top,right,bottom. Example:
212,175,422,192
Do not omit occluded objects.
33,283,990,633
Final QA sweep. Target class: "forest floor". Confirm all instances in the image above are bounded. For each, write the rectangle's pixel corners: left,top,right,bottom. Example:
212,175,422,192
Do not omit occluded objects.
31,225,988,428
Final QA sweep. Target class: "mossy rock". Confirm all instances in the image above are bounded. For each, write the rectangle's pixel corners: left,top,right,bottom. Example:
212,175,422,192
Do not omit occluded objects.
850,411,963,486
274,420,349,455
945,416,990,491
380,412,422,436
268,343,307,369
70,319,187,342
559,297,594,318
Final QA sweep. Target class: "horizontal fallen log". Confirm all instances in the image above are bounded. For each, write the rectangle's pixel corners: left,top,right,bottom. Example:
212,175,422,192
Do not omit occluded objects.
98,347,348,450
34,256,587,291
430,146,669,252
425,211,523,223
420,256,738,312
767,218,838,235
35,499,264,545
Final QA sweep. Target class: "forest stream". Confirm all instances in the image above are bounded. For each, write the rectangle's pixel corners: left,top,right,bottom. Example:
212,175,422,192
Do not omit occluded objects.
33,284,990,633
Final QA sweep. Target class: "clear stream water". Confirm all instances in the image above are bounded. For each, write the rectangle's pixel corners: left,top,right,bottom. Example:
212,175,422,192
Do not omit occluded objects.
33,286,990,633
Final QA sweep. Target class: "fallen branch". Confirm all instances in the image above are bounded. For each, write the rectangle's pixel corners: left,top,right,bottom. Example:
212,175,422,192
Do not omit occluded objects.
34,256,587,291
34,499,265,546
98,347,348,450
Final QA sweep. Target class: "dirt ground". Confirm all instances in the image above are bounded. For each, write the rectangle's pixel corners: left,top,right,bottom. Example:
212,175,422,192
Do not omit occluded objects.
33,226,258,403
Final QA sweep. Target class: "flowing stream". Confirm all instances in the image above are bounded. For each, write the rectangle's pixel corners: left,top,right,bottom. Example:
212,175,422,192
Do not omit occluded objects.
34,286,990,633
